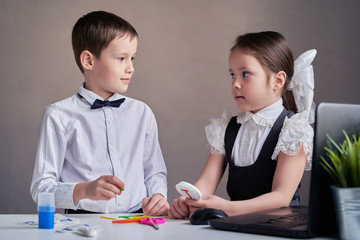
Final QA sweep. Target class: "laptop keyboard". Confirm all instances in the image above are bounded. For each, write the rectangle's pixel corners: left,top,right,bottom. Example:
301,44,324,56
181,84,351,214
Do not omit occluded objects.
253,213,307,228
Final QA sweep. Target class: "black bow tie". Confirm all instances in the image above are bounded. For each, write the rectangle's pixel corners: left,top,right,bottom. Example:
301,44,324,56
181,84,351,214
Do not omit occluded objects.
91,98,125,109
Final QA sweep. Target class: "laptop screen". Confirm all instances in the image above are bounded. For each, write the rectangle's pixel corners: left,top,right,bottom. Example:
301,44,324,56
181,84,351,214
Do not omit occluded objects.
308,102,360,235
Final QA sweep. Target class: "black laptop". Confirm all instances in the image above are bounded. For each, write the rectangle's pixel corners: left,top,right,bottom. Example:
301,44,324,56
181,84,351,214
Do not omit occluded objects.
209,102,360,238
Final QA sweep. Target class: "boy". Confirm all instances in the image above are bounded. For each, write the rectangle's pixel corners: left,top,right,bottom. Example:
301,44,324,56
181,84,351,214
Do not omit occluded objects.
30,11,169,215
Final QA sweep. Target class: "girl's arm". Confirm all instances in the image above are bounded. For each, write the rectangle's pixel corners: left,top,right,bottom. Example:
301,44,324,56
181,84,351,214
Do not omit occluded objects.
194,153,227,196
187,147,307,216
169,153,226,218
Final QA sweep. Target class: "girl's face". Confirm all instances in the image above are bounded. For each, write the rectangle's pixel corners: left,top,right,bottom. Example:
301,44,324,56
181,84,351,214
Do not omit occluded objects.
229,50,282,113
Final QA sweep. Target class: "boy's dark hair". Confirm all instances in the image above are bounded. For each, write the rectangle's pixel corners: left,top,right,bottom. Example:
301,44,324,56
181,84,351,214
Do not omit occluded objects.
231,31,297,113
72,11,138,73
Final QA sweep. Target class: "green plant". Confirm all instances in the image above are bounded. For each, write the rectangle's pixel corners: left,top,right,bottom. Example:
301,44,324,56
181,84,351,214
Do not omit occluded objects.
320,131,360,187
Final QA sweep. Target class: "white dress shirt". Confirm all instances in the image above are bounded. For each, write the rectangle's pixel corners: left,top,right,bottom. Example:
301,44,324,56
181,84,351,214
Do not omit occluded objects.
232,99,284,166
205,98,313,170
30,85,167,213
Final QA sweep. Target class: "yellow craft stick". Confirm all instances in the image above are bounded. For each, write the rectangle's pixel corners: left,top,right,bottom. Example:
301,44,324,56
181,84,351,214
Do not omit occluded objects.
112,215,152,224
130,215,151,219
100,216,118,221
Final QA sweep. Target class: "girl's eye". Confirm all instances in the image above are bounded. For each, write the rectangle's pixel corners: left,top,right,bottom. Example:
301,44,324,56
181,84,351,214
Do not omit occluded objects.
118,57,125,61
230,73,236,79
242,72,250,77
131,57,136,61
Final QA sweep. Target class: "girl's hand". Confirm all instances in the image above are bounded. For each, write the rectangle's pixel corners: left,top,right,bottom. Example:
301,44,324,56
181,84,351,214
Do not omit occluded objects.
186,195,230,214
168,196,190,219
142,193,170,216
73,175,125,202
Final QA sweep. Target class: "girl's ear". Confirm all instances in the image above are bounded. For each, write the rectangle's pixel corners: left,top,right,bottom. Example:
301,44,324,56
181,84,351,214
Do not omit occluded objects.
272,71,286,90
80,50,94,71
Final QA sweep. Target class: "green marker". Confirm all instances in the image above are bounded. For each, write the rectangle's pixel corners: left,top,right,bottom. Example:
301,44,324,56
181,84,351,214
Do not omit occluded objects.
119,214,145,219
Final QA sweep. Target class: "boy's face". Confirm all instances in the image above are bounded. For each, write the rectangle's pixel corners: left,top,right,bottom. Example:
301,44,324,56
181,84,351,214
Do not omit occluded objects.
86,35,138,99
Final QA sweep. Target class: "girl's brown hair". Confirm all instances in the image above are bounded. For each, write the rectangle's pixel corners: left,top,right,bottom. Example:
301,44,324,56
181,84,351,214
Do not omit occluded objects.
231,31,297,113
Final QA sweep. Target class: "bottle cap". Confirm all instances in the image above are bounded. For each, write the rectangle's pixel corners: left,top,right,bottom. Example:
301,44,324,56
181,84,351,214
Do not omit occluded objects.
38,192,55,211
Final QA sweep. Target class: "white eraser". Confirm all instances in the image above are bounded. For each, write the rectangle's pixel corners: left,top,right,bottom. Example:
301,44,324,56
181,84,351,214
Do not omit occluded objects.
175,181,202,200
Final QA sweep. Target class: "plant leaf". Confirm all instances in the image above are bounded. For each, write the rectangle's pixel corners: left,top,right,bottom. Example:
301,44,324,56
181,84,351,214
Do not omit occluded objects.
320,131,360,187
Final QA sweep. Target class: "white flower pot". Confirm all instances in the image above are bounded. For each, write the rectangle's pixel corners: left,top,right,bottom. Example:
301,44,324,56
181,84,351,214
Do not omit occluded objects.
331,186,360,240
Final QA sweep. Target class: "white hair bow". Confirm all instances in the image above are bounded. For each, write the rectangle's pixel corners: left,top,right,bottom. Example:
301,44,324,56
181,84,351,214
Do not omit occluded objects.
287,49,317,124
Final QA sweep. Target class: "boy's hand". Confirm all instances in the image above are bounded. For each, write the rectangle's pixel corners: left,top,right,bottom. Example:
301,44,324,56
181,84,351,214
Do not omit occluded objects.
73,175,125,202
168,196,190,219
142,193,170,216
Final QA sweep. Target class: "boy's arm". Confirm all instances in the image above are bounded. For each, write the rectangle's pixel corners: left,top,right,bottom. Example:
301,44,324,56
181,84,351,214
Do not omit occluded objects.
30,106,77,209
141,111,168,215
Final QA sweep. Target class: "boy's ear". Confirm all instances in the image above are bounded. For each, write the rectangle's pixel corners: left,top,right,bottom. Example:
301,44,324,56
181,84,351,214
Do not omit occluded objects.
80,50,94,71
272,71,286,90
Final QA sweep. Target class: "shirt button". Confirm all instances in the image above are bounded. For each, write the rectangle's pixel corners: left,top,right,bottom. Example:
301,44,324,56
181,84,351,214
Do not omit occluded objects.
117,201,123,206
110,146,115,152
108,119,112,124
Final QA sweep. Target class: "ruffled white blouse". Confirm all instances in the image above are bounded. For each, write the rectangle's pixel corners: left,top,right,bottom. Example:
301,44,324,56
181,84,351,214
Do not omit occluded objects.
205,99,313,170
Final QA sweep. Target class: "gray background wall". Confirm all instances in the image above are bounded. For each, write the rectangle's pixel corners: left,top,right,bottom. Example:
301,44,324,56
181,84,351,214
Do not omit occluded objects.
1,0,359,213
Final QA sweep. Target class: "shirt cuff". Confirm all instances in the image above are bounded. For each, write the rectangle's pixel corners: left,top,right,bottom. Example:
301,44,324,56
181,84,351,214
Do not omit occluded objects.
55,182,78,209
147,183,167,200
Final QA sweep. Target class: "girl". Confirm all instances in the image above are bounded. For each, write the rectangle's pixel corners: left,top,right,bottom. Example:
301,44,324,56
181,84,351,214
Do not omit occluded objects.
169,31,316,218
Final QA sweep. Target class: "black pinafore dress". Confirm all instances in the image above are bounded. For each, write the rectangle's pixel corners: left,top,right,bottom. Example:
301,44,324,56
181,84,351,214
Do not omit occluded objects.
225,108,300,206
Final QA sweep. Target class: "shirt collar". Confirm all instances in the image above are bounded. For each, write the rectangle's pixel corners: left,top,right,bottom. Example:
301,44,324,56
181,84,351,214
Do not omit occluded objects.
78,84,126,106
237,99,284,126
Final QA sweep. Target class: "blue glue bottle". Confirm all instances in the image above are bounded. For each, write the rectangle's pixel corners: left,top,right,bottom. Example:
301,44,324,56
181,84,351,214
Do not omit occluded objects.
38,192,55,229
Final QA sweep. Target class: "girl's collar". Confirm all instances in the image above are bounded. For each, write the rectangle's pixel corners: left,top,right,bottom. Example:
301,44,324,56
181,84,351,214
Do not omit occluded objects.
237,99,284,126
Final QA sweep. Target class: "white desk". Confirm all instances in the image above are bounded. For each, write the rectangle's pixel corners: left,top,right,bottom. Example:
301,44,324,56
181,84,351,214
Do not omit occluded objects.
0,214,337,240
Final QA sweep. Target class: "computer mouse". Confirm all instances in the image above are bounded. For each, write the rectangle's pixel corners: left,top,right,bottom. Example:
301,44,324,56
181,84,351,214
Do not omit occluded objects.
189,208,228,225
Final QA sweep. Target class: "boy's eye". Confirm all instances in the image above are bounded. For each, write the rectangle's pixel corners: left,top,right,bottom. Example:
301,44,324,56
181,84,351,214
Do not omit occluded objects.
242,72,250,77
117,57,125,61
230,73,236,79
131,57,136,61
